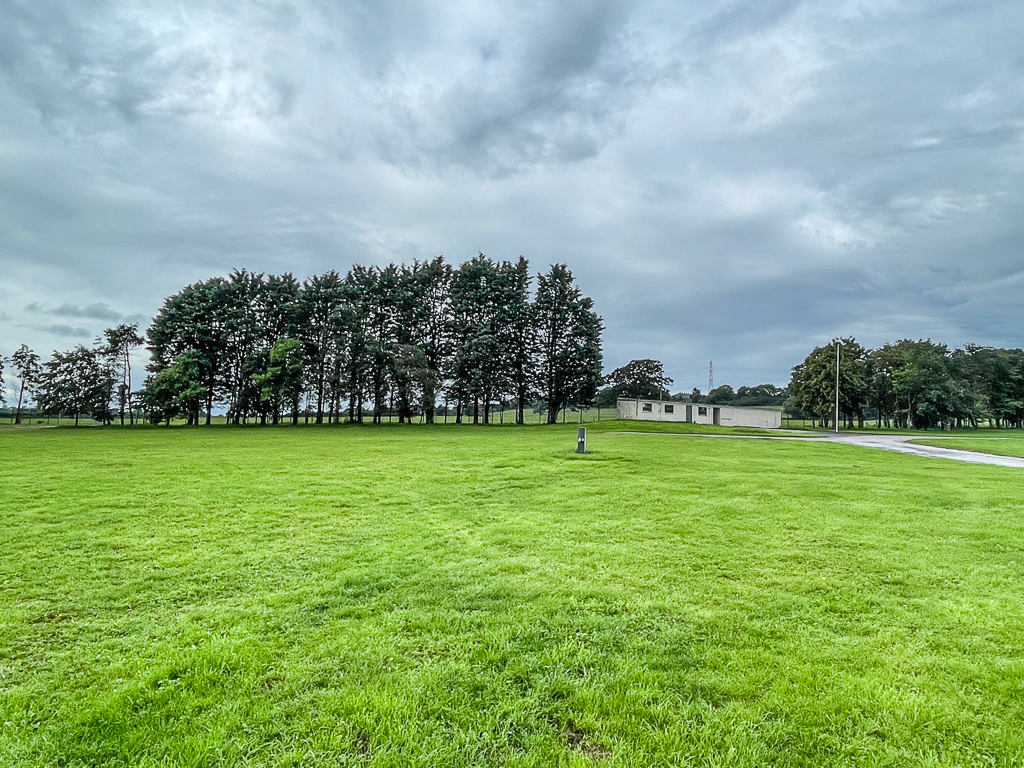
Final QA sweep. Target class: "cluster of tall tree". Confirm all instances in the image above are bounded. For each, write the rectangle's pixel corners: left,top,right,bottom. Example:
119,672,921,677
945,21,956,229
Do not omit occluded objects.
141,256,603,426
789,338,1024,429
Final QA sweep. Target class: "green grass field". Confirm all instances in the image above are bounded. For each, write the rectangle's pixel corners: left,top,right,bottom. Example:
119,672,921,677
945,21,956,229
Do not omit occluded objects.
2,423,1023,766
914,434,1024,459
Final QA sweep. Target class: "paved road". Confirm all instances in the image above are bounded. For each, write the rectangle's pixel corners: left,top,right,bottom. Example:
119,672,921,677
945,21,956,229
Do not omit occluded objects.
623,431,1024,468
824,433,1024,468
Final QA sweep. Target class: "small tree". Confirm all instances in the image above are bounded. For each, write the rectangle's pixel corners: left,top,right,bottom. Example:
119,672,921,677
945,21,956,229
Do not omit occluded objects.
10,345,42,424
603,359,673,400
101,323,146,426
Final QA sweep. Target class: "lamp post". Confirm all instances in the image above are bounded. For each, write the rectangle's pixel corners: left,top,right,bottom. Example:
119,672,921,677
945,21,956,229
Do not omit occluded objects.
834,340,840,434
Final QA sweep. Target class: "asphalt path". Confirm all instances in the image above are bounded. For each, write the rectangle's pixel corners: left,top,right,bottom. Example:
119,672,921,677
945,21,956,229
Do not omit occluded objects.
621,431,1024,469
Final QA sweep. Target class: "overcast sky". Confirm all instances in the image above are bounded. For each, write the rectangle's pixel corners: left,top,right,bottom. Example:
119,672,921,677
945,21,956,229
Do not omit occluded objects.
2,0,1022,395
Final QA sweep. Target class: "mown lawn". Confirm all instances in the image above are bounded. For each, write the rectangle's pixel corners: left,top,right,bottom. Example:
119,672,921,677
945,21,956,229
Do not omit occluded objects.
1,423,1022,767
914,434,1024,459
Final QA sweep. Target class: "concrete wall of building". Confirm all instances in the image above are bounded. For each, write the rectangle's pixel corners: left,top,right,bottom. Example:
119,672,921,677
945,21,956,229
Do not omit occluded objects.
615,398,780,429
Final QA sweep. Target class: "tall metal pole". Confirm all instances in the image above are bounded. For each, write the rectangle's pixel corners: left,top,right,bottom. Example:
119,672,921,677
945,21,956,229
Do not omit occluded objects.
834,340,840,434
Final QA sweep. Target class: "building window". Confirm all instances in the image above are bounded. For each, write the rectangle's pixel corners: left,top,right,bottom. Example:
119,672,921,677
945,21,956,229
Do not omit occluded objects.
698,406,708,416
642,403,653,412
664,404,674,413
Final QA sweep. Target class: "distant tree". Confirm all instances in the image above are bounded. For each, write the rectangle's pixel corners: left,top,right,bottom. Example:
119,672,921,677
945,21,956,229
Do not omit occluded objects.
298,270,352,424
35,345,115,426
369,265,402,424
951,344,1024,428
534,264,603,423
221,270,268,425
500,257,535,424
888,340,977,430
141,351,209,426
101,323,146,426
0,355,5,408
343,265,376,423
593,387,619,408
255,338,305,425
867,344,902,428
390,343,438,423
141,258,604,429
401,257,453,424
448,255,507,424
733,384,787,406
789,338,868,429
705,384,736,404
10,345,42,424
148,277,233,425
603,359,673,400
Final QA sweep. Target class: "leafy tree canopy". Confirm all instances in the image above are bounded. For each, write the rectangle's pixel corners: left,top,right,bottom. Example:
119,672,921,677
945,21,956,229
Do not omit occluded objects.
603,359,673,401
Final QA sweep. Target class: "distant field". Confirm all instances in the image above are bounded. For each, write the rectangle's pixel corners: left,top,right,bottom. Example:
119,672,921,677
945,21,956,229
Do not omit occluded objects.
2,424,1023,766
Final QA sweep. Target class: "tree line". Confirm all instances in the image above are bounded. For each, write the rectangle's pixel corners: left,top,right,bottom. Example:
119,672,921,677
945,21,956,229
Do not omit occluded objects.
594,358,788,408
0,325,144,427
789,338,1024,429
2,256,603,427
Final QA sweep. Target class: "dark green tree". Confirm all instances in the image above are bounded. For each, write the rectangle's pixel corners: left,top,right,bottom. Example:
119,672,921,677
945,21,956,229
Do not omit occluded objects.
705,384,736,404
733,384,787,406
343,265,375,423
448,255,508,424
141,350,209,426
888,340,976,430
221,270,267,425
789,338,868,429
299,271,353,423
255,338,305,425
401,257,453,424
499,257,535,425
534,264,604,423
603,359,673,401
952,345,1024,428
148,277,234,425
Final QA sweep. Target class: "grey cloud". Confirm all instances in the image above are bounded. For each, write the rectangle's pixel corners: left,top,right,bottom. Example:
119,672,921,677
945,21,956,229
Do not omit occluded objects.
335,0,656,173
684,0,803,51
25,302,123,320
2,0,1024,388
48,324,91,338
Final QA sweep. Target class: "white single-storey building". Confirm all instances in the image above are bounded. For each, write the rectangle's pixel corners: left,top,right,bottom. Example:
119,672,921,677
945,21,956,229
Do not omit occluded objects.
616,398,781,429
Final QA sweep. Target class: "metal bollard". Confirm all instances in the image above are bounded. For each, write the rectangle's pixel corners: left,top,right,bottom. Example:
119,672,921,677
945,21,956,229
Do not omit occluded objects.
577,427,586,454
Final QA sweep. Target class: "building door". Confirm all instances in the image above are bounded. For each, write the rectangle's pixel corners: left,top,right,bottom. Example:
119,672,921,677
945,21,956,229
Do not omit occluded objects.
713,407,721,425
685,405,692,423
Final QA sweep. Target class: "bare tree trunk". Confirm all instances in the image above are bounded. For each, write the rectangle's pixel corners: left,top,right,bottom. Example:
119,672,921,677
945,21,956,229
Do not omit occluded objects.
14,382,25,425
